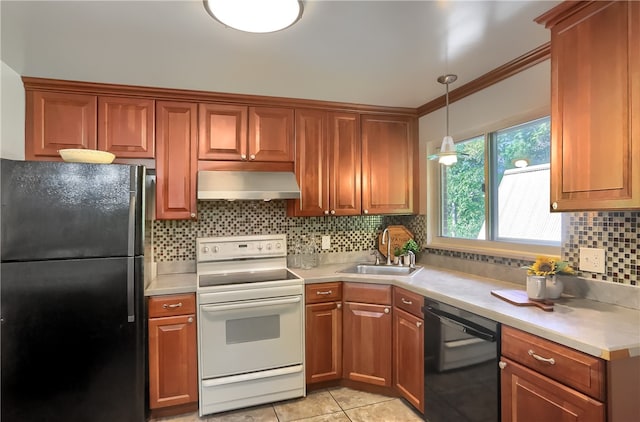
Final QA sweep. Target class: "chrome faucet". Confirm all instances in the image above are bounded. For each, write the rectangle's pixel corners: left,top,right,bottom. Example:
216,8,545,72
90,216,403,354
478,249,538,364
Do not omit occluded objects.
381,228,392,265
407,250,415,269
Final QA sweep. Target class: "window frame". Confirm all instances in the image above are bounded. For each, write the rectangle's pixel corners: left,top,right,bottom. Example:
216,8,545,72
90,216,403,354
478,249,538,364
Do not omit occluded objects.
426,110,560,260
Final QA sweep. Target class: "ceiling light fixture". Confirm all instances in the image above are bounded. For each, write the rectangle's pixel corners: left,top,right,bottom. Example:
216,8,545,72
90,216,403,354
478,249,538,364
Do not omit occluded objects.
203,0,303,33
430,74,458,166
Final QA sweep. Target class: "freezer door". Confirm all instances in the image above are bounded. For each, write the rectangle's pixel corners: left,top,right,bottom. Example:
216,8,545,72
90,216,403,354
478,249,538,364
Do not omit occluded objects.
0,257,145,422
0,159,144,261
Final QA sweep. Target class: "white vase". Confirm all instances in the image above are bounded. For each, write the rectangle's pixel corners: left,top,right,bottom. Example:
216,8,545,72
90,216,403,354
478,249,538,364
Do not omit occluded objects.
546,275,564,299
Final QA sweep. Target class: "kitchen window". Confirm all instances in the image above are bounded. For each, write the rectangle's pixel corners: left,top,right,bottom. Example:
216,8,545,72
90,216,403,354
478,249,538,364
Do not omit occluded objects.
430,116,560,257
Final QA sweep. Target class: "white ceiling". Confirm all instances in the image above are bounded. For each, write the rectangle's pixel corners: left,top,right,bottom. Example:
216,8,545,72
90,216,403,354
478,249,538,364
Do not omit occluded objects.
0,0,560,109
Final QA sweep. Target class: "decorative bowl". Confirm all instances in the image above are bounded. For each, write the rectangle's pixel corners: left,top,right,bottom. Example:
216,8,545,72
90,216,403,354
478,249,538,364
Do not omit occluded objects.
59,149,115,164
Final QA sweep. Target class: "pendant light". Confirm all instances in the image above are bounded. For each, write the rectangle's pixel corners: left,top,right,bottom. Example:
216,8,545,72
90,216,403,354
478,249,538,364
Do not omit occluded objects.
433,74,458,166
203,0,303,33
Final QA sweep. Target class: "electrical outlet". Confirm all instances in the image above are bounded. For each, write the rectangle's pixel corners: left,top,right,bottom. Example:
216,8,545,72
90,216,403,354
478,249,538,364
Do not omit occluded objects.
579,247,606,274
321,235,331,250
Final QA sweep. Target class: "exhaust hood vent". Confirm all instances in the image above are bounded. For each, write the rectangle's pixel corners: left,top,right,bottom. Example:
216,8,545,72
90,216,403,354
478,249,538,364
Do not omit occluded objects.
197,171,301,201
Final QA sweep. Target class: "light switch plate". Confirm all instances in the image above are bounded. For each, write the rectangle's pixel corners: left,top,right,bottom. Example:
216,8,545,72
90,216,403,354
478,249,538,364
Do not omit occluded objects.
321,235,331,250
579,247,606,274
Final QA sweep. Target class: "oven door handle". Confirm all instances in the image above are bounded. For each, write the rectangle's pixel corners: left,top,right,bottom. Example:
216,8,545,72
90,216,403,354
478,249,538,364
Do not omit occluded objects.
201,296,301,313
423,305,496,342
201,364,303,387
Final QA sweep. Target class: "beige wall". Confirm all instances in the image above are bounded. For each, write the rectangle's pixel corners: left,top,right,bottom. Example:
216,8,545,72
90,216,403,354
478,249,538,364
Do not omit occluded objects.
1,60,25,160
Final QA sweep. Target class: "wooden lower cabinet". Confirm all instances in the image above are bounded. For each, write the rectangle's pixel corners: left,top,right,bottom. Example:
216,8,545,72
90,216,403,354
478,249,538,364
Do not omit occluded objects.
342,298,392,387
148,294,198,410
393,307,424,413
501,357,604,422
305,301,343,384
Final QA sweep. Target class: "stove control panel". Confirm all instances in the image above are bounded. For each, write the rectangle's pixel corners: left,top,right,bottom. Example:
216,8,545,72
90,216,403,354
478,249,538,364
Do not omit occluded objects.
197,234,287,262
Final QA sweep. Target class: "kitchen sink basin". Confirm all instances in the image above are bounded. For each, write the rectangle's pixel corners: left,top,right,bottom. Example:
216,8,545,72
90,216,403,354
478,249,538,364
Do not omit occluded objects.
339,264,422,276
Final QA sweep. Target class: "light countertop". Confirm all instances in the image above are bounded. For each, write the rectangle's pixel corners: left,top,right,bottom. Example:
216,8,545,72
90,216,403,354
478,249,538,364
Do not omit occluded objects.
144,262,640,361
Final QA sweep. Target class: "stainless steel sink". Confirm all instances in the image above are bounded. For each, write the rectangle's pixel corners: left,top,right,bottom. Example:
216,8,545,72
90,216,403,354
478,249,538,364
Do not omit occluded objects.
339,263,421,276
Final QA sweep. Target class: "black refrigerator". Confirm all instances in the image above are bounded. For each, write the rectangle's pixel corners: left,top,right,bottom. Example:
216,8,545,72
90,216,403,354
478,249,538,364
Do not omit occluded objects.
1,158,146,422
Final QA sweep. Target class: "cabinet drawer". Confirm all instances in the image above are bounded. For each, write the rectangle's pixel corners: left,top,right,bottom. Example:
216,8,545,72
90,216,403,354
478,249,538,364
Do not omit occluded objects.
306,282,342,304
501,326,605,400
343,282,391,305
393,287,423,318
148,294,196,318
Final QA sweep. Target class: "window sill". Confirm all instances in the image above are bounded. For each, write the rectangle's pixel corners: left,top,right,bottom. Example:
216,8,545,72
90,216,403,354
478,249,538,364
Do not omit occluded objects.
426,237,560,262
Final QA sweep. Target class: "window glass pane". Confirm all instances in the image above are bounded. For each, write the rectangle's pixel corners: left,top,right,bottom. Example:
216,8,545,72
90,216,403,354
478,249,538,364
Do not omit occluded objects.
494,117,559,243
440,135,485,239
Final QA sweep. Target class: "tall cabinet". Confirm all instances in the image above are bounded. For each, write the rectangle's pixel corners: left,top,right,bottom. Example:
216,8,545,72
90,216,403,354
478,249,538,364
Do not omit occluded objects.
536,1,640,211
293,109,361,216
361,114,417,215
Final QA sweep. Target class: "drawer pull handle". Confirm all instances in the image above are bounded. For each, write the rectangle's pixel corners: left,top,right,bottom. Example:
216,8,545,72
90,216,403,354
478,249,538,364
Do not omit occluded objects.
401,298,413,305
528,349,555,365
316,290,332,295
163,302,183,309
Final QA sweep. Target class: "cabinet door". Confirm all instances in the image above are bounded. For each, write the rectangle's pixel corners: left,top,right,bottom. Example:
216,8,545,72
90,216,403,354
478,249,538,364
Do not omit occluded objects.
248,106,294,162
547,1,640,210
155,101,197,220
294,109,330,216
198,103,247,161
500,358,604,422
393,308,424,413
148,314,198,409
305,302,343,384
329,112,361,216
98,96,155,158
26,91,97,159
361,114,417,214
343,301,392,386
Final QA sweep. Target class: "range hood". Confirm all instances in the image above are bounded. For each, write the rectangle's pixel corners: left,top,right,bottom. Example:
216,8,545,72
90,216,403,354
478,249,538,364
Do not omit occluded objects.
197,171,301,201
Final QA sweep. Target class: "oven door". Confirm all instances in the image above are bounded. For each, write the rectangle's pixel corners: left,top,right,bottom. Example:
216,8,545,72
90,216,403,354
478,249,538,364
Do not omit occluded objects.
199,295,303,379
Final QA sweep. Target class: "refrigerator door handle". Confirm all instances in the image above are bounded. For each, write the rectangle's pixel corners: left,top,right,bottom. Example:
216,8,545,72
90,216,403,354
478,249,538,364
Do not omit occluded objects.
127,191,136,257
127,258,135,322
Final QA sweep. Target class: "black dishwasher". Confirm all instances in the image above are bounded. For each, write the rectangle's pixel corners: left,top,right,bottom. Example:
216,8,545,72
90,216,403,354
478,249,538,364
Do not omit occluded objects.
422,298,500,422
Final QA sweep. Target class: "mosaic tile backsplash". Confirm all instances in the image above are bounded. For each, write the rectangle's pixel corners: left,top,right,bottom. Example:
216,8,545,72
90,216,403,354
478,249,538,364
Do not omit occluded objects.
153,202,637,286
153,200,426,262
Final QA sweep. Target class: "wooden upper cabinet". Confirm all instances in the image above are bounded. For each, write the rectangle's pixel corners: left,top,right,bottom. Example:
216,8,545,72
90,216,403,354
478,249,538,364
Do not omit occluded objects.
26,91,97,159
98,96,155,158
155,101,198,220
248,106,294,162
537,1,640,211
361,114,417,215
198,103,247,160
292,109,360,217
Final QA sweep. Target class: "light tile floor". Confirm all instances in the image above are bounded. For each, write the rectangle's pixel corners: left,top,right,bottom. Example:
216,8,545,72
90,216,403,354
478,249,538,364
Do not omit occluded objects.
151,387,423,422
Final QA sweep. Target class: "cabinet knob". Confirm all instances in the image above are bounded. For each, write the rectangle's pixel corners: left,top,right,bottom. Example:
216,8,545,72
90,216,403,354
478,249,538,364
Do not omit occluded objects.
324,210,330,215
384,307,390,314
330,210,336,215
241,154,247,160
552,202,558,210
499,361,507,370
190,213,196,219
188,316,193,323
249,154,256,160
336,303,342,309
416,321,422,328
363,209,369,214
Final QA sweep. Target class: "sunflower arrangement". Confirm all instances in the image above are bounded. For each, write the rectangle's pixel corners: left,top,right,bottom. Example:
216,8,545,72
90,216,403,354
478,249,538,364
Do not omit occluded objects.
523,256,574,276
